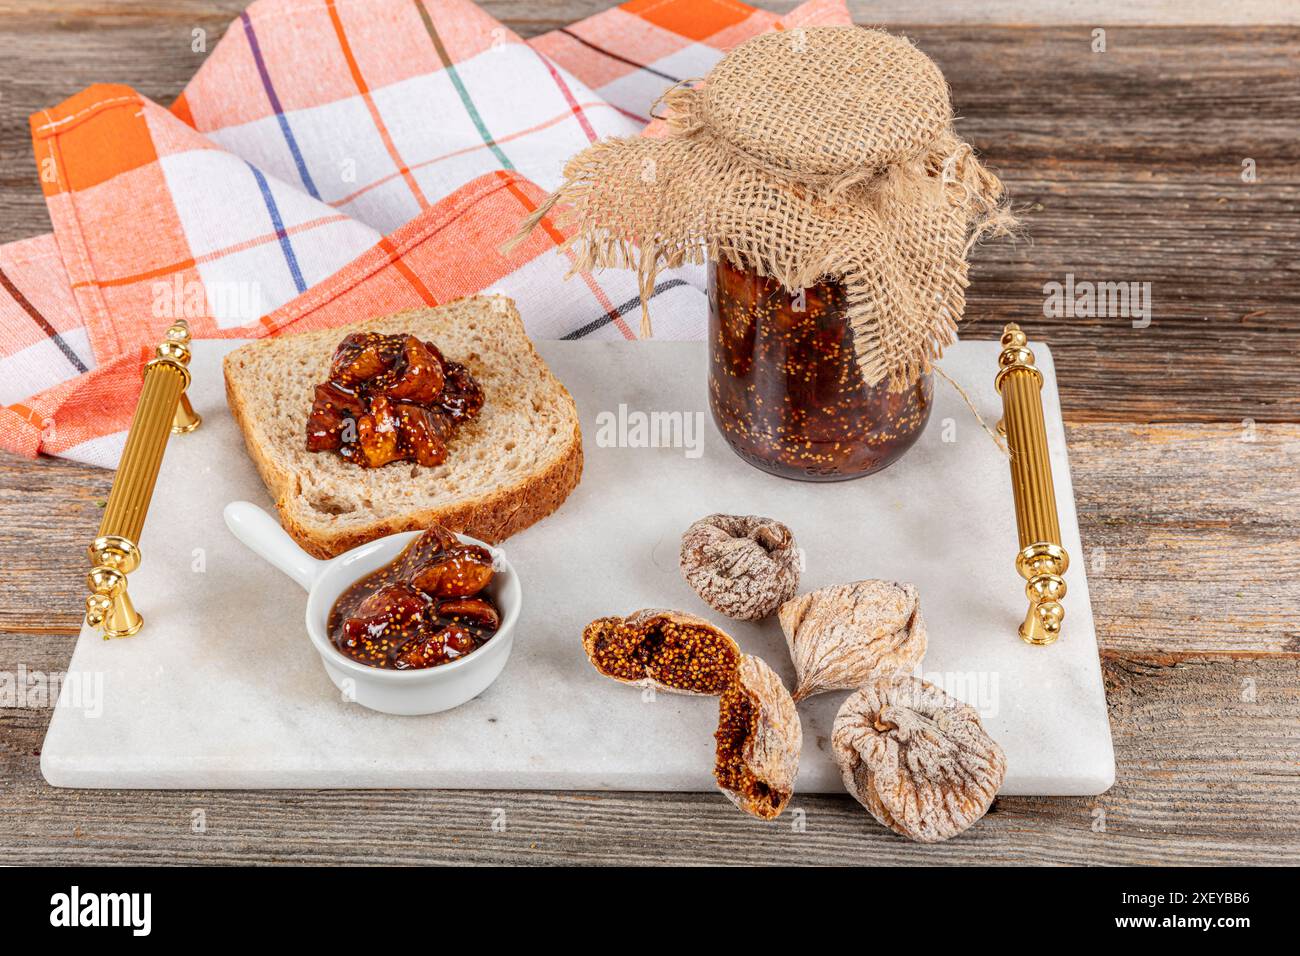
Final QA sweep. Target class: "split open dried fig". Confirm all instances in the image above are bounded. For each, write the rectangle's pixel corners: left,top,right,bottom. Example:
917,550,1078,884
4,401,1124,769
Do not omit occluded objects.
680,514,800,620
581,609,740,695
779,580,927,701
714,654,801,820
832,674,1006,843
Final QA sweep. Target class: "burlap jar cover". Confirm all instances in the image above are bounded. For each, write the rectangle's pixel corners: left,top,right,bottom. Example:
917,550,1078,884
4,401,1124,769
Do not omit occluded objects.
519,26,1016,390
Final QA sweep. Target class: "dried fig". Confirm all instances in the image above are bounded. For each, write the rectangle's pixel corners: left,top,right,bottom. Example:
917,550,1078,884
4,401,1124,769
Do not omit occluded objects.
581,609,740,695
779,580,927,701
832,675,1006,843
680,514,800,620
714,654,801,820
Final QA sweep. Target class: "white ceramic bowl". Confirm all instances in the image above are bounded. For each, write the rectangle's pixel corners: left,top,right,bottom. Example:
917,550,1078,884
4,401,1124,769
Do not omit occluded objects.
223,501,521,716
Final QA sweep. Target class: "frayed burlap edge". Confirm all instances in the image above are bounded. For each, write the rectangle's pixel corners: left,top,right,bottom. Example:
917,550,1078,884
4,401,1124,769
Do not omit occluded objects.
511,66,1016,389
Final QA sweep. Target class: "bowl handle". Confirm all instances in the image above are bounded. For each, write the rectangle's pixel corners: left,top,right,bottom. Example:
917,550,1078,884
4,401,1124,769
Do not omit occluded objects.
223,501,325,592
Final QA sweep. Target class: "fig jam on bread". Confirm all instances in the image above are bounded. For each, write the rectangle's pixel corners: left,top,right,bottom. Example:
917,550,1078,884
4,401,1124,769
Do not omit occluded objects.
306,332,484,468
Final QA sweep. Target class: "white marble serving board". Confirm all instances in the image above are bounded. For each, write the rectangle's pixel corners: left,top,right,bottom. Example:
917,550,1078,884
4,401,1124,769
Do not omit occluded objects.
42,338,1114,795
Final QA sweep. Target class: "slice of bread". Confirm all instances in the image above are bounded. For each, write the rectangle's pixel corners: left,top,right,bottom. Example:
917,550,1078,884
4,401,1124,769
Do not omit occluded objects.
224,296,583,558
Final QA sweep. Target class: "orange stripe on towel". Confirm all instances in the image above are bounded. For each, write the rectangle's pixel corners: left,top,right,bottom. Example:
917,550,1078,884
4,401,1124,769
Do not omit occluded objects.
379,236,438,306
325,0,431,210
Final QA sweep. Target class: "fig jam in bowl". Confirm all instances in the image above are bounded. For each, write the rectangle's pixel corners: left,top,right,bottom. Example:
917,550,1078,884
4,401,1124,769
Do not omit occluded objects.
224,502,521,716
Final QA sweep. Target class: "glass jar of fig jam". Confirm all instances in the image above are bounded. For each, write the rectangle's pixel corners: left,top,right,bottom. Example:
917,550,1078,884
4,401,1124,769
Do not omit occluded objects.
707,257,933,481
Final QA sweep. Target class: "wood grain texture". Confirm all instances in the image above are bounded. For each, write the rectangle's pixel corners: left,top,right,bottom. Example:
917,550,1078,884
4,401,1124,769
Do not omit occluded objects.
1067,423,1300,655
0,454,112,633
0,13,1296,421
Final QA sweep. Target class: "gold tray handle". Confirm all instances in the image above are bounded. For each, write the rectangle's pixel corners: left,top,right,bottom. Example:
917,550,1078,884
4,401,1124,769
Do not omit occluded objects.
85,320,200,638
995,323,1068,646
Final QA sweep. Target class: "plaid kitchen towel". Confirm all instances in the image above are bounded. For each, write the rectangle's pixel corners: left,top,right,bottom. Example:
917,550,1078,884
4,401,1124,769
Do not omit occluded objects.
0,0,850,467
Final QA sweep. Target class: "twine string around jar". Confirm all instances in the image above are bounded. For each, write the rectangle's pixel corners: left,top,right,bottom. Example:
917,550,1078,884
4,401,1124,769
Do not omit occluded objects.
933,365,1010,459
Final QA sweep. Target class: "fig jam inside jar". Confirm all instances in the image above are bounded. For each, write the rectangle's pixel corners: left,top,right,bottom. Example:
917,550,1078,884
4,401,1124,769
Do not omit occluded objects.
707,257,933,481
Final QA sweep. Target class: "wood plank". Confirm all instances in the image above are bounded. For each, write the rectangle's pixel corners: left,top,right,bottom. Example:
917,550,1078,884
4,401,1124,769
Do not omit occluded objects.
0,20,1296,422
1,645,1295,864
938,25,1300,424
1066,422,1300,655
0,453,112,633
4,421,1294,653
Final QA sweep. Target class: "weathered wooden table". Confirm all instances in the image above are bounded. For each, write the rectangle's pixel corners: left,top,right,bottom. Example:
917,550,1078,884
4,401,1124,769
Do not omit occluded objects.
1,1,1296,865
